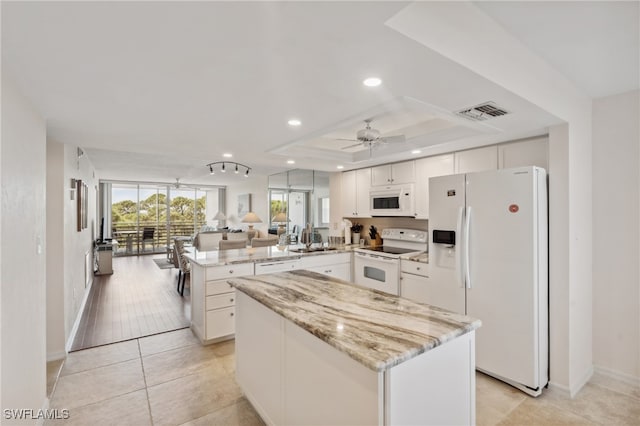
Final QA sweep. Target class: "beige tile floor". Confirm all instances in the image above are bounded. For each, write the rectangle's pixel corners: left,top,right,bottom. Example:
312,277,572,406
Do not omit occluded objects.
47,329,640,426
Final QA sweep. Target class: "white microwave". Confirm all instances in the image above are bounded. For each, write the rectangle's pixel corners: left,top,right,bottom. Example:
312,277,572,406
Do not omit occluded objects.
369,184,415,216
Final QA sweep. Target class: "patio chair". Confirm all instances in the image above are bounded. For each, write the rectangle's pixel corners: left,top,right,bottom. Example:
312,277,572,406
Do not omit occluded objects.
141,227,155,253
174,239,190,296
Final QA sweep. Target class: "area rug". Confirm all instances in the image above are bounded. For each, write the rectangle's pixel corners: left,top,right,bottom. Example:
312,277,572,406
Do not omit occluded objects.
153,258,175,269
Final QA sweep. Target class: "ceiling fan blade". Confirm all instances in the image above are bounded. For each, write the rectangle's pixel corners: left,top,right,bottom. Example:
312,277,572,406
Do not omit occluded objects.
341,142,364,150
380,135,406,144
335,138,358,142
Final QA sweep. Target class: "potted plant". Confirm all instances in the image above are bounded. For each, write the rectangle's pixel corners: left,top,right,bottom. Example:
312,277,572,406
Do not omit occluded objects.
350,223,363,244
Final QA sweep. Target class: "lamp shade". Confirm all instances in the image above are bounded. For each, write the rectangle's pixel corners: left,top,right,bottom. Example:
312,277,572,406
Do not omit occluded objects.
272,212,289,223
213,211,226,221
241,212,262,224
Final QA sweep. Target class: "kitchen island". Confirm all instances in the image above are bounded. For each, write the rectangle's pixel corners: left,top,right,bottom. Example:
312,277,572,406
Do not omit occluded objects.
229,270,481,426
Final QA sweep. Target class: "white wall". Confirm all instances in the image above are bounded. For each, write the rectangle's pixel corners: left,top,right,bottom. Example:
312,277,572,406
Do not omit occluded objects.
62,144,98,348
225,176,269,236
592,90,640,382
46,140,66,360
1,73,48,420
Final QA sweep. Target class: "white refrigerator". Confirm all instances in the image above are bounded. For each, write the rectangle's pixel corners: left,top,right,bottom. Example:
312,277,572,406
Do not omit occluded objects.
428,166,548,396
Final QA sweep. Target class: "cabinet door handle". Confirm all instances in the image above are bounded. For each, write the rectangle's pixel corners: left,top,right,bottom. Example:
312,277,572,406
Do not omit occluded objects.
416,267,421,271
230,298,234,303
324,269,331,273
228,270,234,274
230,312,234,317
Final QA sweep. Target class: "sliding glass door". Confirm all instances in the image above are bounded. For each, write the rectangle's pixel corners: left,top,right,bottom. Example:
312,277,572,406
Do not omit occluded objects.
108,182,219,256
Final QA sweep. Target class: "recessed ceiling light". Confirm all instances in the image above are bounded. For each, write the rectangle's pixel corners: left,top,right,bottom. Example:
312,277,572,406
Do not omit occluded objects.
287,160,295,164
336,165,344,170
411,150,422,155
363,77,382,87
223,153,233,158
287,119,301,126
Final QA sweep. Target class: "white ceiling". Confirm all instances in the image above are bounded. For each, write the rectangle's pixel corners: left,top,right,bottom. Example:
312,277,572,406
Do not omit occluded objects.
2,1,638,186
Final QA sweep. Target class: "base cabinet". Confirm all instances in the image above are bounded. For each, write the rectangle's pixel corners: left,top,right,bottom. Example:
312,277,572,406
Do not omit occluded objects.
400,260,430,304
191,262,253,343
236,292,476,426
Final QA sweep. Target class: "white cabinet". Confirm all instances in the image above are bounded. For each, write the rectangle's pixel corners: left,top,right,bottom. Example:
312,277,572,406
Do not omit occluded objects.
454,145,498,174
341,168,371,217
400,260,430,304
299,252,352,282
190,262,254,343
498,137,548,170
414,154,454,219
235,291,477,426
371,160,415,186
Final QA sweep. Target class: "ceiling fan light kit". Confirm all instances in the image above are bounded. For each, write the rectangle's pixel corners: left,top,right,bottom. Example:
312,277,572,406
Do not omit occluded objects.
339,118,406,153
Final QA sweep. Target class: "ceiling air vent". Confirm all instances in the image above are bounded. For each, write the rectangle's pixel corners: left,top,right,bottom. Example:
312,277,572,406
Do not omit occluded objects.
456,102,509,121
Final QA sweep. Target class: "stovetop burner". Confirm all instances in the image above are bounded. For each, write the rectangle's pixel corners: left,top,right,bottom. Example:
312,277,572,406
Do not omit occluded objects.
360,246,419,255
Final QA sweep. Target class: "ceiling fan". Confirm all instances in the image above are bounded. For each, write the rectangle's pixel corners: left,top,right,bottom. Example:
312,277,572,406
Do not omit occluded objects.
339,119,406,151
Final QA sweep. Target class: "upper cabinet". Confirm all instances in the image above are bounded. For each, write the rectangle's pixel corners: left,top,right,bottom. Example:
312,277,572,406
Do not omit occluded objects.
498,137,548,171
415,154,455,219
454,146,498,174
342,168,371,218
371,160,415,186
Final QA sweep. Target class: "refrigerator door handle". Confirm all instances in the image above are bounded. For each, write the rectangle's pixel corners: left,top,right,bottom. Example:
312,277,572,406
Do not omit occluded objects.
456,206,465,288
465,206,472,289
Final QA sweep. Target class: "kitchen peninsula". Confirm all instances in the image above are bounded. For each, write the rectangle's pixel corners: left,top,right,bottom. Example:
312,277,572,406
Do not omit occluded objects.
229,270,481,426
185,245,354,343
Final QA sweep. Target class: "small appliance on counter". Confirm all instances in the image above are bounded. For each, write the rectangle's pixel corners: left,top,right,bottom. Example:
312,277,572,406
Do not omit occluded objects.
343,219,353,245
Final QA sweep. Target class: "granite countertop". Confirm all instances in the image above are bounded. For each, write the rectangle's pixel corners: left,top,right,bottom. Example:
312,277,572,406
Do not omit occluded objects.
228,270,481,372
400,251,429,264
184,244,359,267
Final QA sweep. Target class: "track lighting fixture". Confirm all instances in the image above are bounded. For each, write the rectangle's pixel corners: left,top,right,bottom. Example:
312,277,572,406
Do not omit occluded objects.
206,161,252,178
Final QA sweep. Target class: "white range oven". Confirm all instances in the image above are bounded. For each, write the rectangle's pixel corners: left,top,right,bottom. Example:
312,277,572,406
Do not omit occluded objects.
354,228,427,295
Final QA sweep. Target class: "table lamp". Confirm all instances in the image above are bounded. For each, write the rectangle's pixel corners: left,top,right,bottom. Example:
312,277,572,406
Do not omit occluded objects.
272,212,289,236
241,211,262,232
213,211,226,229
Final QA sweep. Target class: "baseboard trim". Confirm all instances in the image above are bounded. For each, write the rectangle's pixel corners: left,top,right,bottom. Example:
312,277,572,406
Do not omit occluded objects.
594,364,640,387
570,365,594,398
36,398,50,426
547,380,571,397
46,351,67,362
65,277,94,352
547,365,594,399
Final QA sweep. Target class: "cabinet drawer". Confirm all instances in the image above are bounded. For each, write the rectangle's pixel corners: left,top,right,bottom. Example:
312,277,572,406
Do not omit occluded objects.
206,280,234,296
255,260,299,275
298,252,351,269
205,262,253,281
400,261,429,277
206,307,235,340
306,263,351,282
206,292,236,310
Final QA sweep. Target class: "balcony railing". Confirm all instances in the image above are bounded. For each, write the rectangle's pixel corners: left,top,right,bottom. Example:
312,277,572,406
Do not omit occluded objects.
112,221,205,255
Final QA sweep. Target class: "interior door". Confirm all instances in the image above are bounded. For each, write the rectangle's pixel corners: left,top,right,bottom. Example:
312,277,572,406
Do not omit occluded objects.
465,168,538,388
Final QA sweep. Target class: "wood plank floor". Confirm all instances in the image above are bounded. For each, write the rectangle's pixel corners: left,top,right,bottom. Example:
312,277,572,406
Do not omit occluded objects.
70,255,190,351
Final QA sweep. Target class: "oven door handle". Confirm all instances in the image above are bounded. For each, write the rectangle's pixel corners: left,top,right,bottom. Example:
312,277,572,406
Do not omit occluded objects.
355,252,398,264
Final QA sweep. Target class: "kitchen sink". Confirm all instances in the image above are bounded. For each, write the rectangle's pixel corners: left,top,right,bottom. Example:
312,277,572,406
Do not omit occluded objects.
289,246,337,253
